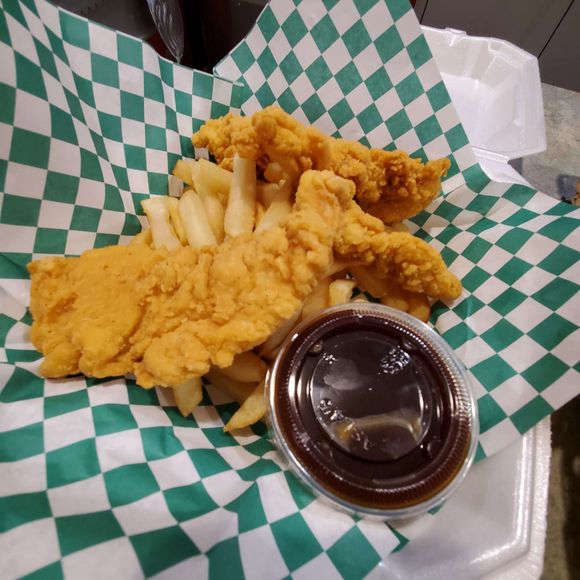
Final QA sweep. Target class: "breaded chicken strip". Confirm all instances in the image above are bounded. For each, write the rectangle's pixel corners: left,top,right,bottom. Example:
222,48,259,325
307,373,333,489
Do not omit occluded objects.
333,201,461,299
28,172,352,387
28,171,459,388
193,106,450,223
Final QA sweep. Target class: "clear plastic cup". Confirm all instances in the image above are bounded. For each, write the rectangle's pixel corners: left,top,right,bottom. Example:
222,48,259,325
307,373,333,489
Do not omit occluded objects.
267,302,479,519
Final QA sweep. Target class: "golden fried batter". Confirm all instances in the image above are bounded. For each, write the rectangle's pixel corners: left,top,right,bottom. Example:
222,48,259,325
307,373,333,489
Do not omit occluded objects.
334,201,461,299
193,106,450,223
28,170,460,388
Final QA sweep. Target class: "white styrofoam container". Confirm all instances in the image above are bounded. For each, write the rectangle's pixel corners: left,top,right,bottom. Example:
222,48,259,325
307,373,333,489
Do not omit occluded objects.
381,419,550,579
375,28,552,579
422,26,547,186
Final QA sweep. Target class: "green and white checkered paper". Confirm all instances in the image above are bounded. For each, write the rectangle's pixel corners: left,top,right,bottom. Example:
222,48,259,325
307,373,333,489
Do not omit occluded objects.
0,0,578,577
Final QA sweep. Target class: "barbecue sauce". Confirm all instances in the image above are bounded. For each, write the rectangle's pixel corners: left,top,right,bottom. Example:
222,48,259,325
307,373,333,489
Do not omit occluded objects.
270,306,475,512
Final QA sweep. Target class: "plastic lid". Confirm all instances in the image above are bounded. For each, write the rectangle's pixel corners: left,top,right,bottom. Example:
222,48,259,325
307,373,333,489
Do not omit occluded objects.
268,303,479,519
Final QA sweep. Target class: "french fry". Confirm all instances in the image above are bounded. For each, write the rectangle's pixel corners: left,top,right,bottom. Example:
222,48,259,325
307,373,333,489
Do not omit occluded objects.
164,197,188,245
172,159,197,186
349,265,389,298
255,202,266,229
175,160,237,221
324,260,352,278
276,178,293,204
258,308,302,359
141,197,182,251
381,291,431,323
408,297,431,323
350,266,430,321
254,199,292,232
257,182,280,209
258,178,292,209
194,158,232,205
264,162,285,183
329,279,357,306
301,278,331,321
351,293,370,302
380,293,408,312
206,368,257,404
219,351,268,384
178,190,218,248
224,380,266,432
263,143,300,187
168,175,184,198
254,178,293,232
173,376,203,417
224,154,257,237
198,190,225,243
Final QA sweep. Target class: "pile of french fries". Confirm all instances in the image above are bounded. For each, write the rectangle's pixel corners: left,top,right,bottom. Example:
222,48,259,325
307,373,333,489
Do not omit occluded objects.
137,154,431,432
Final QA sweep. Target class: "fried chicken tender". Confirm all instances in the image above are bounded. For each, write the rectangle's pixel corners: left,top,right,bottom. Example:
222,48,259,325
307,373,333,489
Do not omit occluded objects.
28,172,352,387
28,170,460,388
193,106,450,223
333,201,461,299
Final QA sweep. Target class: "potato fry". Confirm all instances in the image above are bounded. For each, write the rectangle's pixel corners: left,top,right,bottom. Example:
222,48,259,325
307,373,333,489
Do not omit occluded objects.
264,162,285,183
349,265,389,298
219,351,268,383
263,143,300,187
181,159,232,243
178,190,218,248
164,197,188,245
260,178,292,209
141,197,182,251
324,260,352,278
277,179,293,203
350,266,430,321
224,380,266,432
258,308,302,359
254,199,292,232
329,279,357,306
206,368,257,404
168,175,184,198
380,294,408,312
173,376,203,417
301,278,331,321
256,182,277,208
172,159,197,186
255,202,265,229
254,178,293,232
198,190,225,243
224,154,257,237
194,158,232,205
381,291,431,323
408,297,431,323
351,293,370,303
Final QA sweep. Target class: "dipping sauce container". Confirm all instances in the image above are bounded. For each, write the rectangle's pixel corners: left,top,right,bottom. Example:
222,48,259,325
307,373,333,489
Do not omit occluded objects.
267,302,478,519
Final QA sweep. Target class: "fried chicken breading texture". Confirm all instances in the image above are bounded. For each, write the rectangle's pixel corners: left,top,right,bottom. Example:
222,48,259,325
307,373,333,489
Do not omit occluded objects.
28,171,352,387
28,171,460,388
193,106,451,223
333,201,461,299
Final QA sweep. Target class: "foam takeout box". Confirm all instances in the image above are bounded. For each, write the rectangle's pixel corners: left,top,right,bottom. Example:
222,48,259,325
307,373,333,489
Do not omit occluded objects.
422,25,546,186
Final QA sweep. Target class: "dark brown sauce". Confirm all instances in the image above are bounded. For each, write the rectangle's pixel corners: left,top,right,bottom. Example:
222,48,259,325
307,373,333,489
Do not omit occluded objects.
273,310,473,510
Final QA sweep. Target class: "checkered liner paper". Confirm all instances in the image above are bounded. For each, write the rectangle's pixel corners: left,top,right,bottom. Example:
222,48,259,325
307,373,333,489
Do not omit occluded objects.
0,0,578,577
